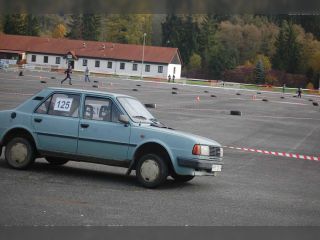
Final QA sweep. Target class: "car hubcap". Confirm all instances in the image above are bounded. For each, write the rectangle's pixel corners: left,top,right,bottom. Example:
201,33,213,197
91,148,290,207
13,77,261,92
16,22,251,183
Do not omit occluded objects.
140,159,160,183
10,143,28,164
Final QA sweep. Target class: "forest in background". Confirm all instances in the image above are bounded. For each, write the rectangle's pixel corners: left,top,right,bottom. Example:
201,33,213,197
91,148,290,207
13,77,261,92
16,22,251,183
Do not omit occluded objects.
0,14,320,88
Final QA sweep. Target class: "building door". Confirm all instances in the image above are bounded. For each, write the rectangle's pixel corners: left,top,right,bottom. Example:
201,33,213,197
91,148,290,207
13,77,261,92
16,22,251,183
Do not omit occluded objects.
69,60,75,69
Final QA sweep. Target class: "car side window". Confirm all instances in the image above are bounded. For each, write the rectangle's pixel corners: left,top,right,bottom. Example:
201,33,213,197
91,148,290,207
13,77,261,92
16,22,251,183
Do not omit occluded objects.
111,105,122,123
84,96,122,123
47,93,80,118
35,96,52,114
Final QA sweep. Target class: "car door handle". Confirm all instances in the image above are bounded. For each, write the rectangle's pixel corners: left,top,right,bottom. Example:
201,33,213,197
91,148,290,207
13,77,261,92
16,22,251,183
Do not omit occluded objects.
34,118,42,123
81,123,89,128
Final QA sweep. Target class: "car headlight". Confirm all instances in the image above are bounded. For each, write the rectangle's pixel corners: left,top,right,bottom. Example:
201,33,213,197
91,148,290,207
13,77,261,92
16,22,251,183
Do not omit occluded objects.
192,144,210,156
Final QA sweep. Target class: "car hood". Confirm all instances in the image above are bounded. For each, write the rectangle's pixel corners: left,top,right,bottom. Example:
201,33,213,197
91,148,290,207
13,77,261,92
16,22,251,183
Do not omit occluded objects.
142,124,221,147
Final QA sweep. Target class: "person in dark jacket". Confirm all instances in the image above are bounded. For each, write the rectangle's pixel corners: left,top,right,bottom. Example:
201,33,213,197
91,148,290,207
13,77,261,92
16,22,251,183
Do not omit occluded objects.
297,87,302,98
61,66,72,85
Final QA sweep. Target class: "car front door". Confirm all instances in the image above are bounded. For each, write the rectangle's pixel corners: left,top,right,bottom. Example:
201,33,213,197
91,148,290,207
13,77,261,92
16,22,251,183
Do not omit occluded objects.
77,96,131,162
32,92,80,154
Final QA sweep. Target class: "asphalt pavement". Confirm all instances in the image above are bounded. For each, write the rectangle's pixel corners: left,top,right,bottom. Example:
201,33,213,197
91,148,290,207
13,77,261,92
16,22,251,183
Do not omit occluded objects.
0,69,319,226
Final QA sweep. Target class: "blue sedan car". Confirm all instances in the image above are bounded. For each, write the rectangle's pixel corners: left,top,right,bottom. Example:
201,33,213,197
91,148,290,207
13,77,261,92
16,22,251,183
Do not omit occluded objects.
0,88,223,188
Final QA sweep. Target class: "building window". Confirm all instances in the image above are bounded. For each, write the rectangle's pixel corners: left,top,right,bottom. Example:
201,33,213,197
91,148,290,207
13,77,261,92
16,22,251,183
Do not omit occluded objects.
31,55,36,62
132,63,138,71
56,57,61,64
83,59,88,66
158,66,163,73
145,65,150,72
173,67,176,74
95,60,100,68
43,56,48,63
120,62,125,70
107,61,112,68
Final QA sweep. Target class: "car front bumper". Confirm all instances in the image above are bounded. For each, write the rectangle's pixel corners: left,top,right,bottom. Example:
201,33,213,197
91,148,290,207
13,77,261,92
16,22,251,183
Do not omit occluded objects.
177,156,223,173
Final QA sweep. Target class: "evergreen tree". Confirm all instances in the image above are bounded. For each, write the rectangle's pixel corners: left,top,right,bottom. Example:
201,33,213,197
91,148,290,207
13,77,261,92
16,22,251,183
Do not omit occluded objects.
3,14,26,35
272,20,302,73
82,14,101,41
67,14,83,40
3,14,39,36
255,60,265,84
25,15,40,36
162,14,200,65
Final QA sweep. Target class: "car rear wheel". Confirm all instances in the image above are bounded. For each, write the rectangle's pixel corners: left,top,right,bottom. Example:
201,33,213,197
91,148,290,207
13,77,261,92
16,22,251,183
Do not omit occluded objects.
171,172,195,182
136,154,168,188
5,137,35,169
45,157,69,165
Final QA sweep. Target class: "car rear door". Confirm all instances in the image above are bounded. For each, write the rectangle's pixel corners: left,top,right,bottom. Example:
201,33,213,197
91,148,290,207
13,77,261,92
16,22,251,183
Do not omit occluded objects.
32,92,81,154
77,95,131,162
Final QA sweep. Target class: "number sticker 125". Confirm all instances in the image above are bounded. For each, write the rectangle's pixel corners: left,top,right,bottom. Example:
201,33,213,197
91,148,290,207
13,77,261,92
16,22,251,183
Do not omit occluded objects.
54,97,73,112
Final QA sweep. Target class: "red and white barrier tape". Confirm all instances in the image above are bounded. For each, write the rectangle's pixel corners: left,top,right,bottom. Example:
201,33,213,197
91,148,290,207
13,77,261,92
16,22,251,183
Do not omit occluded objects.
224,146,319,161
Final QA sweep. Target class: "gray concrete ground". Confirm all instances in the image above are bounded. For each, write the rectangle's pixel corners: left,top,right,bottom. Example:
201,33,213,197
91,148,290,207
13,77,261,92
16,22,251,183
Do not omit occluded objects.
0,69,319,226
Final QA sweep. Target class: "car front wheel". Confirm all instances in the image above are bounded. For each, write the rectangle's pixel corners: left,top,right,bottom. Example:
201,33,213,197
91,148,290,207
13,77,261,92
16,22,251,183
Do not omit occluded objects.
45,157,69,165
136,154,168,188
5,137,35,169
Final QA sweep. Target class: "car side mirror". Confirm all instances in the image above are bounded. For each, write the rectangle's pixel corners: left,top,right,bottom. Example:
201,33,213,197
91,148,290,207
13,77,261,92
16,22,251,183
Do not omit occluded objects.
119,115,130,124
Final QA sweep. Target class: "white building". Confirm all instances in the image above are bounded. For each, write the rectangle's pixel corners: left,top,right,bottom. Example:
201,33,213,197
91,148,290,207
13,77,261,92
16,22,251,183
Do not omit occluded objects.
0,34,182,79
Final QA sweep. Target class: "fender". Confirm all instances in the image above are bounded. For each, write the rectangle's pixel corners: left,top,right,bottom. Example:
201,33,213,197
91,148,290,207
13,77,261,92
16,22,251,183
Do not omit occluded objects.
1,125,38,149
126,138,175,176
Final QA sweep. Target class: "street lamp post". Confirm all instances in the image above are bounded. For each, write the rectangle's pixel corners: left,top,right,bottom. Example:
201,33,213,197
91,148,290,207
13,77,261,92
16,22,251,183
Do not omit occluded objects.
140,33,147,80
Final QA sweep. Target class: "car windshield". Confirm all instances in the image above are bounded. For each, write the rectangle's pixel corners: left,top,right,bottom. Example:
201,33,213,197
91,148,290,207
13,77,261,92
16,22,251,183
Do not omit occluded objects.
118,97,154,123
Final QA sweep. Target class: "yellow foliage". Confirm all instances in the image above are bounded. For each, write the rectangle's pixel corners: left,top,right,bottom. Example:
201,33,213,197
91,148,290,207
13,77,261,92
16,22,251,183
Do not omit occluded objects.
306,82,314,90
309,51,320,72
244,60,253,67
254,54,272,71
52,24,66,38
188,53,201,71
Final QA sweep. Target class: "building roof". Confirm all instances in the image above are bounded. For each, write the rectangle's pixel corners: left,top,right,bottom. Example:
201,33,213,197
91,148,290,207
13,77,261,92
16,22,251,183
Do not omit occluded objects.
0,34,181,65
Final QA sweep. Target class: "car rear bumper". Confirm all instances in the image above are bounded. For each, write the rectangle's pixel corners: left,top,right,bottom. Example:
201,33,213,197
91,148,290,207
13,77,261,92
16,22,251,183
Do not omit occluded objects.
177,156,223,172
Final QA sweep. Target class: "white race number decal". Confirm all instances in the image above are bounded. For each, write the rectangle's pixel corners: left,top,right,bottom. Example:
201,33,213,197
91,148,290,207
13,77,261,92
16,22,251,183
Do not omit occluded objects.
54,97,73,112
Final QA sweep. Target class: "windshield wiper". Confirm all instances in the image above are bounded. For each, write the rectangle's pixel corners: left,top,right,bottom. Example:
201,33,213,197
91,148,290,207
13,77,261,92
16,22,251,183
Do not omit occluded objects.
149,118,172,129
132,115,147,120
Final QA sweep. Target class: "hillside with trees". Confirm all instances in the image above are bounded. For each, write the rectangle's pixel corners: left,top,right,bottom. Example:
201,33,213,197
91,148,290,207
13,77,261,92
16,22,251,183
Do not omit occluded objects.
1,14,320,88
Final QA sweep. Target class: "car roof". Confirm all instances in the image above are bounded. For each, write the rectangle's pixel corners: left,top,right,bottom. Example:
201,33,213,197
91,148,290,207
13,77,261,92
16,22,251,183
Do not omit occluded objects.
46,87,132,98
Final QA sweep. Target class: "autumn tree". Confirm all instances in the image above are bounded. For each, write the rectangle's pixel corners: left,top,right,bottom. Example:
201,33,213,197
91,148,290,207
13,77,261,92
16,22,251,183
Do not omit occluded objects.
188,53,202,71
105,14,152,44
52,23,66,38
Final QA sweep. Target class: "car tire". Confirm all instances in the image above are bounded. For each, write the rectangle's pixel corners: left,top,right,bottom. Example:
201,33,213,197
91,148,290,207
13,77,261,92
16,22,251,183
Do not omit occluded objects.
5,137,35,169
171,172,195,182
136,154,168,188
45,157,69,165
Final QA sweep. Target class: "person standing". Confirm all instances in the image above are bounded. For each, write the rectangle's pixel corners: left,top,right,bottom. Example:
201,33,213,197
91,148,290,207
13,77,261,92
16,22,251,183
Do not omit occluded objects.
168,74,171,82
172,74,175,83
61,65,72,85
84,66,90,83
282,84,286,93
